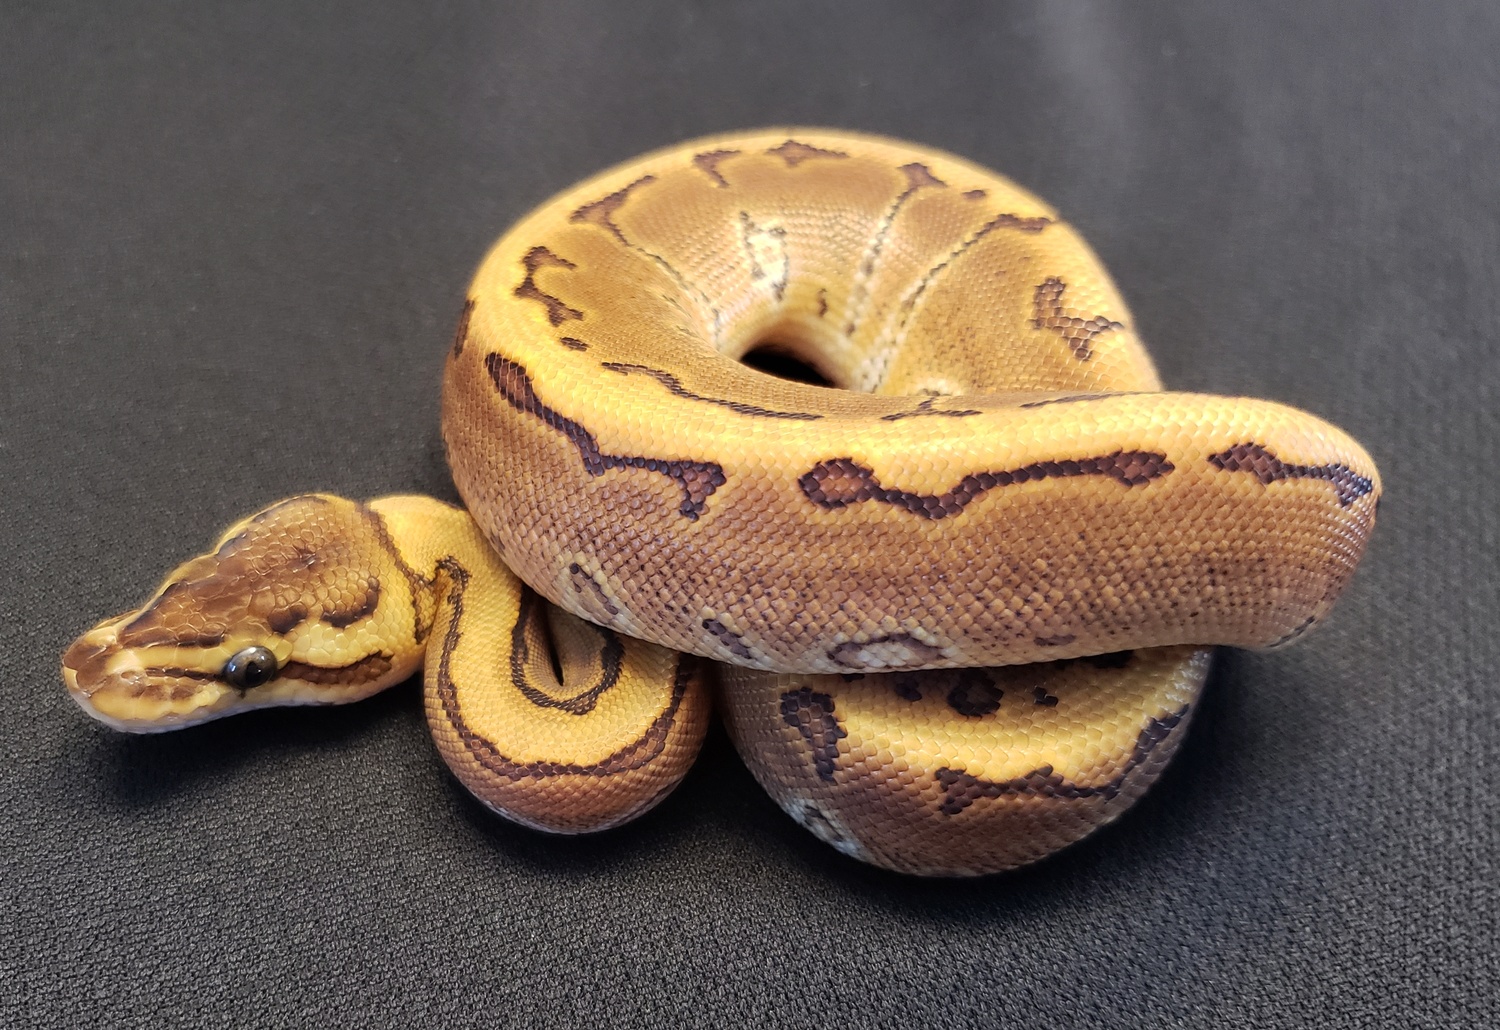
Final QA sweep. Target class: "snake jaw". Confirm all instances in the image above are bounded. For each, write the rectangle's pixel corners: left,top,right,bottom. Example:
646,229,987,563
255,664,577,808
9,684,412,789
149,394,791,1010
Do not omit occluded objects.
62,615,415,732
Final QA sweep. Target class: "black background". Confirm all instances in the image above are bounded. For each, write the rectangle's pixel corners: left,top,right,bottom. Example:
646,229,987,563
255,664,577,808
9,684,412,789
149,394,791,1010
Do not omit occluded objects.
4,3,1495,1027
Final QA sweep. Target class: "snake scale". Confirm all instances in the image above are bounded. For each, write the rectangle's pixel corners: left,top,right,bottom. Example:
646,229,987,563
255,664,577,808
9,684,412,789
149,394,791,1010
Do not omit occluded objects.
63,130,1379,875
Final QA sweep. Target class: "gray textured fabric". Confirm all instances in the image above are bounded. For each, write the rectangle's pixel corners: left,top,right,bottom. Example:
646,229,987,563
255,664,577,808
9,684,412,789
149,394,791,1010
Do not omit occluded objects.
3,2,1494,1026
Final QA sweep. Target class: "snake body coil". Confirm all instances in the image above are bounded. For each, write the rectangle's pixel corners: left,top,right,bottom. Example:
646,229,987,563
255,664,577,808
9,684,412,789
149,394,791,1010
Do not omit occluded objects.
63,130,1379,875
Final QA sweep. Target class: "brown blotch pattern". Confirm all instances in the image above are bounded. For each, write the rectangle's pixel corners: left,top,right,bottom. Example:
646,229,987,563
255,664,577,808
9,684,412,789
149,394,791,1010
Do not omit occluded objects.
702,618,756,662
321,575,379,629
799,450,1173,519
692,148,739,188
1032,277,1124,361
890,211,1055,342
946,670,1003,717
570,175,657,245
267,604,307,635
281,652,394,688
1019,391,1143,409
880,395,982,422
844,161,948,335
487,353,726,520
111,496,401,654
601,361,822,421
779,687,847,782
1034,633,1077,648
514,246,583,327
559,336,589,352
568,562,620,619
765,139,849,167
1209,442,1374,507
568,173,721,337
936,706,1188,813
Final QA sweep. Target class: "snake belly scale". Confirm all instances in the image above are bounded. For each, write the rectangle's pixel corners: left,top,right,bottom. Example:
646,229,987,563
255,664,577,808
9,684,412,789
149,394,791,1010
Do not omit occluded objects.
62,130,1380,875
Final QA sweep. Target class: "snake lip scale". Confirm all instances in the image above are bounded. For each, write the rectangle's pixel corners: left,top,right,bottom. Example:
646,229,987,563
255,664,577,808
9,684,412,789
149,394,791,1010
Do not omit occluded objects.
62,129,1380,876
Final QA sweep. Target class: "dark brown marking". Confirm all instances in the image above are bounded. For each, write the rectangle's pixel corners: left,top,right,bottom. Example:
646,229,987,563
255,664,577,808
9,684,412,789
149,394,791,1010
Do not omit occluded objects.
799,450,1173,520
962,189,987,201
267,604,307,635
1032,278,1123,361
1208,442,1374,507
62,637,115,694
116,624,225,650
451,298,474,357
880,395,982,422
844,162,948,335
601,361,822,421
779,687,847,782
702,618,756,662
936,706,1189,814
570,175,657,245
365,505,438,643
894,676,922,702
765,139,849,167
117,582,227,649
510,590,623,715
568,175,722,339
281,651,394,688
692,149,740,188
487,353,726,520
1020,391,1146,409
321,575,380,629
1033,686,1059,706
815,288,828,318
559,336,589,352
891,211,1055,341
827,633,945,669
432,558,694,781
514,247,582,327
568,562,619,618
947,670,1002,717
1034,633,1077,648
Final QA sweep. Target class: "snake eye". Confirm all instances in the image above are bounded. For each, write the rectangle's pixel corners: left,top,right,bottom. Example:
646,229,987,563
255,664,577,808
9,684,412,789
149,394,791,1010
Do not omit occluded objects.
222,646,279,690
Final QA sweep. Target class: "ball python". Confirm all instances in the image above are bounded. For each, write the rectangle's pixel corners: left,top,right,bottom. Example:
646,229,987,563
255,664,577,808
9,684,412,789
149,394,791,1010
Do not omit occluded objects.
62,129,1380,875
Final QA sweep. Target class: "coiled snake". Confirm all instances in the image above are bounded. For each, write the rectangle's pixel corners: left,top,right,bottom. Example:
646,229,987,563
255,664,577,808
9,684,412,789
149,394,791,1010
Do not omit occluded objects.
62,130,1380,875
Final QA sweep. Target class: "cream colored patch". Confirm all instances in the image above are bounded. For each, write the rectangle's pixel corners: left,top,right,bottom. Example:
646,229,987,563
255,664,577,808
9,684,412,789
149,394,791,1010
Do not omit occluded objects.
739,212,789,300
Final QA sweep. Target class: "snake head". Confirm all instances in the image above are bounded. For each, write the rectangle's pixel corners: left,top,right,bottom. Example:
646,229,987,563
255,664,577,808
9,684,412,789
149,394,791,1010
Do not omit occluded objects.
62,494,423,732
